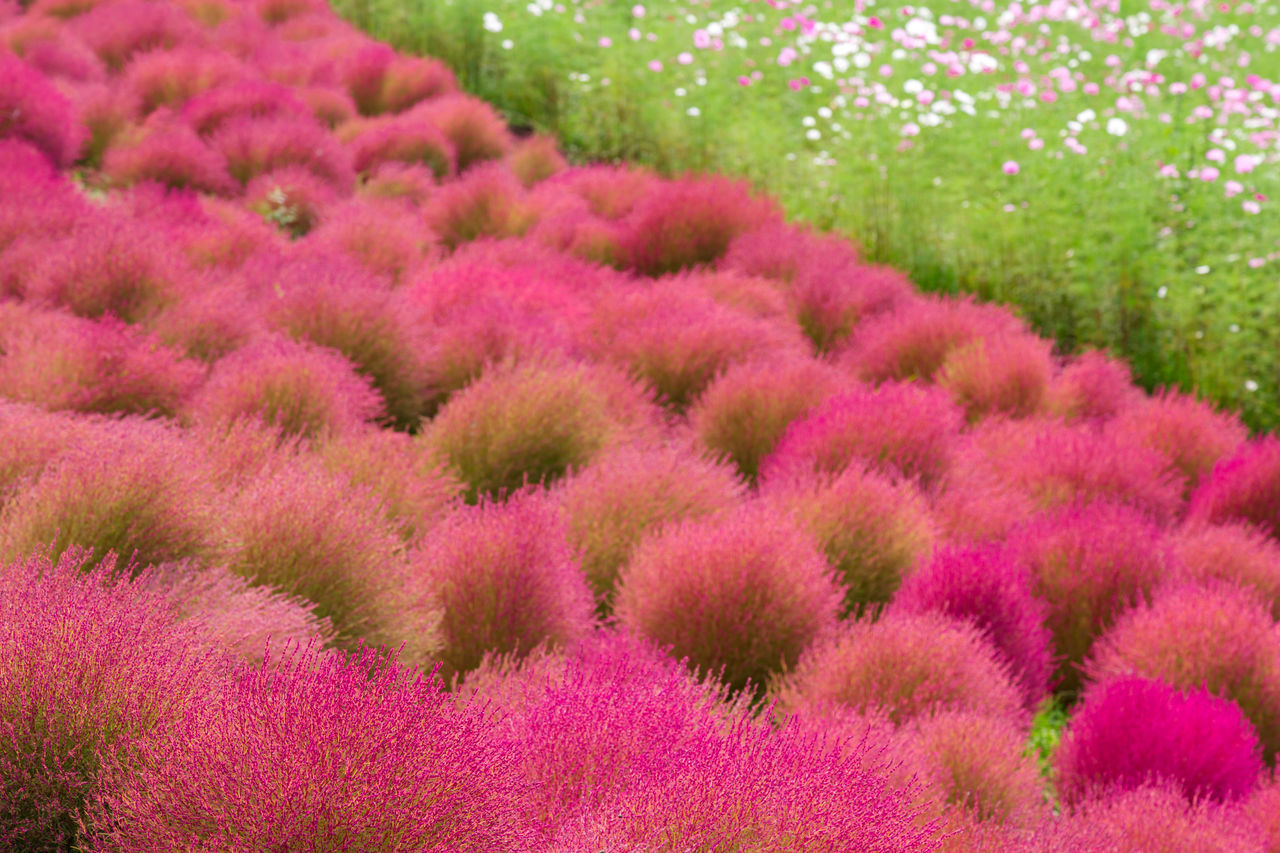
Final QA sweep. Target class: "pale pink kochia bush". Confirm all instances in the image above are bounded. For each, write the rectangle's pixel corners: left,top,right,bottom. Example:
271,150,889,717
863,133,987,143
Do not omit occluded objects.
0,417,216,570
1006,501,1170,693
942,417,1186,529
894,544,1053,710
1109,390,1249,491
1047,349,1143,422
359,160,437,205
843,295,1026,383
762,381,965,490
1085,582,1280,757
1054,677,1263,806
936,333,1055,421
763,464,936,616
214,462,434,659
423,162,539,250
1188,437,1280,541
774,611,1025,726
545,163,656,222
405,491,595,680
557,443,743,612
1038,783,1268,853
303,198,434,283
410,94,512,171
181,78,311,136
244,165,338,236
340,43,456,116
68,0,201,71
689,355,846,482
0,304,204,417
0,549,216,850
143,283,261,362
121,45,246,114
423,359,658,503
348,112,456,179
615,504,844,693
507,133,566,187
689,269,794,321
25,215,187,323
186,336,385,439
1172,523,1280,619
263,253,431,427
1245,777,1280,853
580,279,808,411
893,710,1046,827
315,429,460,543
87,646,538,852
0,402,96,502
722,222,908,351
614,175,782,276
0,53,85,166
142,560,334,663
101,113,238,194
211,114,355,191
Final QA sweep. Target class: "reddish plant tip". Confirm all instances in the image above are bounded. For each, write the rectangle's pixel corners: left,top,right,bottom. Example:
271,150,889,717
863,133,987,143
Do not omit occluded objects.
1055,676,1264,806
614,504,844,695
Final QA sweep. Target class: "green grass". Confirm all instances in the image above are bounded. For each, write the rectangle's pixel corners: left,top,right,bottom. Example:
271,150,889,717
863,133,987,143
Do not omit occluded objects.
333,0,1280,431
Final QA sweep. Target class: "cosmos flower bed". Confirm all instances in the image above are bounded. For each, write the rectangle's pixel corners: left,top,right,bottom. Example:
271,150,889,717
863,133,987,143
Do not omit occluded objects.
2,0,1280,850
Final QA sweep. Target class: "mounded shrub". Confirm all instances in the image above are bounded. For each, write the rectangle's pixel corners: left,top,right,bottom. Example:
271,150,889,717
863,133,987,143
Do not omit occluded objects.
1188,437,1280,541
1171,522,1280,619
422,162,539,250
0,52,85,167
1109,389,1249,491
936,333,1055,422
1046,349,1143,422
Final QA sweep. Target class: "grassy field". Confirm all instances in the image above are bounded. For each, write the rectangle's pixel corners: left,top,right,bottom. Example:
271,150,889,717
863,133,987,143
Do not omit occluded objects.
334,0,1280,431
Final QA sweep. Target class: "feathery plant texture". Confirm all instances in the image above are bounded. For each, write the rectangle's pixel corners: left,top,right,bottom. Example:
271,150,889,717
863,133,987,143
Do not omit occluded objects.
614,503,844,695
0,53,85,167
1188,437,1280,541
1171,523,1280,620
1054,676,1264,806
1108,390,1250,492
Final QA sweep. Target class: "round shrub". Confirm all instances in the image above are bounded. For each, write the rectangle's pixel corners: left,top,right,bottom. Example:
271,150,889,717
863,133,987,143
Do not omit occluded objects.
762,381,965,490
411,94,512,171
1085,582,1280,758
121,45,246,115
1006,501,1170,693
423,162,539,250
405,491,595,681
210,114,354,191
86,646,537,852
936,333,1054,421
558,443,743,612
507,133,566,187
774,611,1025,726
1108,390,1249,491
102,115,237,195
0,402,96,504
894,544,1054,710
1047,349,1143,422
245,165,338,236
68,0,200,71
763,464,936,617
1188,437,1280,541
303,198,434,284
1171,522,1280,619
689,354,845,482
422,358,658,503
185,336,385,440
181,79,311,136
1055,677,1264,806
0,53,86,167
349,112,456,179
614,504,844,694
0,548,216,850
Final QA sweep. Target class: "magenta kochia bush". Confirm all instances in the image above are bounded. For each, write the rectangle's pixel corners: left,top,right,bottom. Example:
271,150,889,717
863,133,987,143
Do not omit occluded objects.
0,402,96,500
1006,501,1170,693
0,549,215,850
244,164,338,236
762,381,964,489
303,198,434,284
185,336,385,439
406,493,594,680
411,94,512,172
689,355,845,482
0,53,85,167
1054,677,1263,806
1085,582,1280,758
423,162,539,250
0,305,204,417
214,462,434,659
0,418,216,570
1109,390,1249,491
349,112,456,179
936,333,1055,422
763,464,936,616
211,114,355,191
614,504,844,694
615,174,783,276
557,443,743,612
894,544,1054,710
423,358,658,503
1188,437,1280,541
181,79,311,136
1172,522,1280,619
1047,349,1143,422
341,43,456,116
773,611,1025,726
86,646,538,852
68,0,200,70
101,115,238,195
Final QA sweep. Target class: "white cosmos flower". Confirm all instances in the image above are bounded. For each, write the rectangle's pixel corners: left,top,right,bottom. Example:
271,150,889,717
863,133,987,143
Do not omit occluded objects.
1106,117,1128,136
483,12,503,32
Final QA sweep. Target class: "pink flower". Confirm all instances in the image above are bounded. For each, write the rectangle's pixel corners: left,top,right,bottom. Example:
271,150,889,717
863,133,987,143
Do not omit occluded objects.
693,29,711,49
1235,154,1259,174
1225,180,1244,197
1243,200,1261,214
738,75,752,86
868,16,883,28
598,36,611,48
1201,166,1220,182
677,52,693,65
1207,148,1226,163
1020,128,1037,140
629,27,641,40
1029,138,1044,151
1159,164,1179,178
632,4,645,17
1249,257,1266,268
1002,160,1020,176
647,59,663,72
1083,82,1100,95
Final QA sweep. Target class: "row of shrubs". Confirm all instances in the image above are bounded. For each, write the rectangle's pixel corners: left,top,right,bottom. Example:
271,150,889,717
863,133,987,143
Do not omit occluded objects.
2,0,1280,849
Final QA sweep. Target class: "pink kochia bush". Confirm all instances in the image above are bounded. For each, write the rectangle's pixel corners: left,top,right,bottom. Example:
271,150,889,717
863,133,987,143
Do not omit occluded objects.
894,544,1054,710
185,336,385,439
1054,677,1264,806
405,491,596,681
1085,582,1280,758
1171,522,1280,619
1188,437,1280,541
773,611,1025,726
557,443,743,612
614,504,844,693
0,549,216,850
86,646,538,852
0,53,85,167
1109,389,1249,491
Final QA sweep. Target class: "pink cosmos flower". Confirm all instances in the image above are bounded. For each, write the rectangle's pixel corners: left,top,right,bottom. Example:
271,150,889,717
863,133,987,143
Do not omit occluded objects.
1002,160,1020,176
